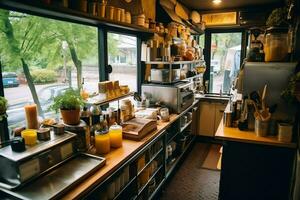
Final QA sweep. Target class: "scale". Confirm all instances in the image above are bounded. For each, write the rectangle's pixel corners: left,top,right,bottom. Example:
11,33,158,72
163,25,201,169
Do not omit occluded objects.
0,131,106,200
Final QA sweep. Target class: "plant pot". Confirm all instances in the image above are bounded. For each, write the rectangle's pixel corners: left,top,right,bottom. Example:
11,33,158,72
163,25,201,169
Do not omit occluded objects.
60,108,81,125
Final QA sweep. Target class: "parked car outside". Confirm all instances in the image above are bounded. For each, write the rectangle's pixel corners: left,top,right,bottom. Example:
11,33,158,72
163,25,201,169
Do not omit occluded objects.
2,72,19,87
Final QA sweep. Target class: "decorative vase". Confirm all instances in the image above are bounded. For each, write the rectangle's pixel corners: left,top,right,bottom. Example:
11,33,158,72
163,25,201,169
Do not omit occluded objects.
60,108,81,125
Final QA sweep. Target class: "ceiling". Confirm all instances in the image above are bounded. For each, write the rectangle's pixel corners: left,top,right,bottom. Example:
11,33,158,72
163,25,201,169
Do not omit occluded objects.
178,0,284,11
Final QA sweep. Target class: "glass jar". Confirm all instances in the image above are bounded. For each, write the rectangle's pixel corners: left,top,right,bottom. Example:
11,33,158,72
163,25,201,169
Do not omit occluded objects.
109,124,122,148
264,27,288,62
95,130,110,154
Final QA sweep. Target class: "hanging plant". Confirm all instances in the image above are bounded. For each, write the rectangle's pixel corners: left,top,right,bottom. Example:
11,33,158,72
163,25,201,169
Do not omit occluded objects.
266,7,289,27
0,96,8,121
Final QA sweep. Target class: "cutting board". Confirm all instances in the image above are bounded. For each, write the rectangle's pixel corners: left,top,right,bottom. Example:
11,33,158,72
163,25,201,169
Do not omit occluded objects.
122,118,157,141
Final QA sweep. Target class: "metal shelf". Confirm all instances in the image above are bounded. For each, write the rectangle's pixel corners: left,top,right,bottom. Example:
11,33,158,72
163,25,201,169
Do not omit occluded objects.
113,177,136,200
180,120,192,133
137,148,163,176
85,92,133,106
145,59,205,65
137,165,163,195
166,136,195,179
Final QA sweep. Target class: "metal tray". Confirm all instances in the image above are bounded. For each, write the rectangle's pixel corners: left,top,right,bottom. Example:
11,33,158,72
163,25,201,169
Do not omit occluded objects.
0,153,106,200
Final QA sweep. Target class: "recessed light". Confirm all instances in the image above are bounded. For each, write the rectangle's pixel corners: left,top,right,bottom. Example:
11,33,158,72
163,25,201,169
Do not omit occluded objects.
213,0,222,5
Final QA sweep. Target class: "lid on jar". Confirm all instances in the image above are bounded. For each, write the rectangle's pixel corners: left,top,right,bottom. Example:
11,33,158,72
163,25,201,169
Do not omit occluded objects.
266,27,288,34
95,129,109,135
109,124,122,130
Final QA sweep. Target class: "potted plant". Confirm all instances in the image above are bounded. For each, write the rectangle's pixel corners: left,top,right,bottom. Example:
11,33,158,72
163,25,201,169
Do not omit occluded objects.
0,96,8,121
281,71,300,104
49,88,84,125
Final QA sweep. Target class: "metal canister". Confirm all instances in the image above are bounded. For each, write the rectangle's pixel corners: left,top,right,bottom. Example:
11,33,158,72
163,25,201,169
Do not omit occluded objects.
223,111,232,127
64,120,90,152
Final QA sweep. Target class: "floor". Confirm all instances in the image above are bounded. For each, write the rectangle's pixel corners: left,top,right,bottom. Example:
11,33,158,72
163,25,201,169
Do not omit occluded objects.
160,142,221,200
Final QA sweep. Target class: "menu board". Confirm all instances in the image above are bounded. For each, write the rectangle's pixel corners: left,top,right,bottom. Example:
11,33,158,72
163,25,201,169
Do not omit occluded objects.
201,12,237,26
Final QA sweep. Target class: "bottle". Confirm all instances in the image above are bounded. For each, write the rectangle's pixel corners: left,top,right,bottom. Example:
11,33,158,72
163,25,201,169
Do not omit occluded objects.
80,106,91,126
80,78,89,100
95,130,110,154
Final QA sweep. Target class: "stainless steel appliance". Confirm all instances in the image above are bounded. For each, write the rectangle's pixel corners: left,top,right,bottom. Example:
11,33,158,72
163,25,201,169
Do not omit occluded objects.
142,81,194,113
0,131,76,190
150,68,181,83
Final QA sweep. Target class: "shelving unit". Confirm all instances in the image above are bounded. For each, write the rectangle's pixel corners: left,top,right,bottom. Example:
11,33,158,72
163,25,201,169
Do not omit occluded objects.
0,0,154,35
137,148,163,176
85,92,134,106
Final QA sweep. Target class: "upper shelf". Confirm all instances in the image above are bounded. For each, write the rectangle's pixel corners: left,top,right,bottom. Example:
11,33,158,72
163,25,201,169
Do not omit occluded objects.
0,0,154,35
85,92,133,106
145,59,205,65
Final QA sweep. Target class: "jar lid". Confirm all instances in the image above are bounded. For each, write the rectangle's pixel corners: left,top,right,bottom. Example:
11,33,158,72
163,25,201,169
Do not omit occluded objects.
95,130,109,135
266,27,288,34
109,124,122,130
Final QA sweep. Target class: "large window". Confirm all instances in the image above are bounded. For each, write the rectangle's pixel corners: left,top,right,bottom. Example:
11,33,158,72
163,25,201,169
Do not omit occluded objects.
107,33,137,92
209,32,242,94
0,9,99,133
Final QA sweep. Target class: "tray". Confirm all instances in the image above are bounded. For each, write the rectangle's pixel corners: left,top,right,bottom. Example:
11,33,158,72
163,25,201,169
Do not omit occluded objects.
0,153,105,200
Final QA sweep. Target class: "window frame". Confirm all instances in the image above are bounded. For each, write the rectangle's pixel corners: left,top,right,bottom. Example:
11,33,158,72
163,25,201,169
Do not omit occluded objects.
203,28,248,93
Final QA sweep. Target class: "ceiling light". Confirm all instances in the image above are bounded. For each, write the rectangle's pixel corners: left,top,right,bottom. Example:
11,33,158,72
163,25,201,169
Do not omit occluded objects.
212,0,222,5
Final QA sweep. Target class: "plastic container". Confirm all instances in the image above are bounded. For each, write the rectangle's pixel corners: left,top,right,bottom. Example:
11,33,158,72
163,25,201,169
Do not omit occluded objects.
264,27,288,62
95,130,110,154
109,124,123,148
21,129,37,145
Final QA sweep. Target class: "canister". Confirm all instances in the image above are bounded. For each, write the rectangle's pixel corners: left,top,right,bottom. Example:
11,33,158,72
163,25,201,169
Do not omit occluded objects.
223,111,232,127
64,120,90,151
95,130,110,154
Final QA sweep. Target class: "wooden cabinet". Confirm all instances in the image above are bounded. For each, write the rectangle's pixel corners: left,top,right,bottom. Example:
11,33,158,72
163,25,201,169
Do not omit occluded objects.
198,100,227,137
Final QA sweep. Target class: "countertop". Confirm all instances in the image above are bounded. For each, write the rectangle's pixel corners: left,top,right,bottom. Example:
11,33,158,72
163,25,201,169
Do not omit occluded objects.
215,103,297,149
62,100,199,199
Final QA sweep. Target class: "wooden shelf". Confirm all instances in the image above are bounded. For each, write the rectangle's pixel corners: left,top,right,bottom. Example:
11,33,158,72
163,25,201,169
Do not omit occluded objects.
0,0,154,35
85,92,133,106
145,59,205,65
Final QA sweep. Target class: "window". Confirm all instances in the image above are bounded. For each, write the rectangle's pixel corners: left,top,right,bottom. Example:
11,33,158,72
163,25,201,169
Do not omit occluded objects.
209,32,242,94
107,33,137,92
0,9,99,134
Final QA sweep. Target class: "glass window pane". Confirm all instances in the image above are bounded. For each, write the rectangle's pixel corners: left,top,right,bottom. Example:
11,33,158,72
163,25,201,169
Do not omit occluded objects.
210,32,242,94
0,9,99,134
107,33,137,92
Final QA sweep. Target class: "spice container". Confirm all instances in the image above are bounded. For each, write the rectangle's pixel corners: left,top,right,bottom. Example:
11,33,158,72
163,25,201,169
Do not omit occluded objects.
106,6,115,20
21,129,37,145
109,124,122,148
120,9,125,22
78,0,88,12
53,124,65,135
136,14,145,26
149,19,156,30
264,27,288,62
88,0,97,16
95,130,110,154
37,128,51,141
114,8,122,21
144,19,149,29
125,11,131,23
98,1,106,18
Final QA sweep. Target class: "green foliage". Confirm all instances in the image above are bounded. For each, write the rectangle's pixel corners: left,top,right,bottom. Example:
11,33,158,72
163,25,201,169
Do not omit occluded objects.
0,96,8,121
49,88,84,112
281,72,300,104
266,7,288,27
31,69,57,84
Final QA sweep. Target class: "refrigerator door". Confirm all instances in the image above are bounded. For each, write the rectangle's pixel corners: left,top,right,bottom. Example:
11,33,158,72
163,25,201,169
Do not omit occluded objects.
243,62,298,120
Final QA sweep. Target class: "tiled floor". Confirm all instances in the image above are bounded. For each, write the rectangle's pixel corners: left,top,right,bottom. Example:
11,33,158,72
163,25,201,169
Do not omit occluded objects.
160,143,221,200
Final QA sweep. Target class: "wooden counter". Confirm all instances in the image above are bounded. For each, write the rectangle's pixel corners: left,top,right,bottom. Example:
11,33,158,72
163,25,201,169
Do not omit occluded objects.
62,113,183,199
215,120,297,148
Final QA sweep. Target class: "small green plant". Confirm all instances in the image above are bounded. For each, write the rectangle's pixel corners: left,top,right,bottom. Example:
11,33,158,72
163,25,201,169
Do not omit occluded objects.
31,69,57,84
49,88,84,113
281,72,300,104
266,7,288,27
0,96,8,121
